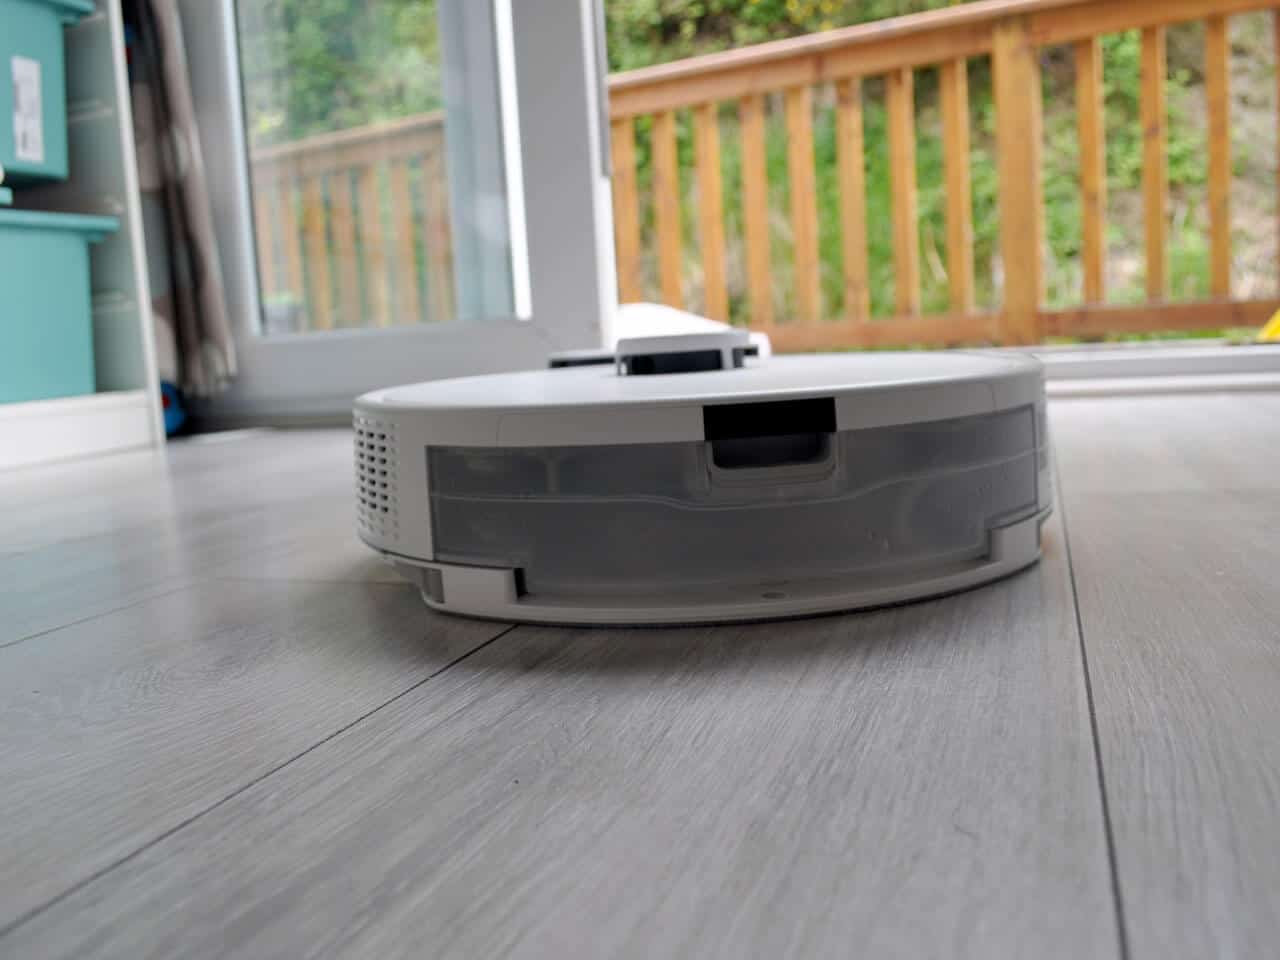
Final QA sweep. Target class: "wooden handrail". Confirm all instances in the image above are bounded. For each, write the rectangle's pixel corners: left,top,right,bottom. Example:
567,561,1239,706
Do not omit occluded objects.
251,111,444,165
251,112,445,188
1026,0,1276,44
607,0,1080,114
608,19,993,118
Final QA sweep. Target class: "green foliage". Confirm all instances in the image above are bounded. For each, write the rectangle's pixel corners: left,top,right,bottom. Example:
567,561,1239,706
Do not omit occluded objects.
603,0,961,70
237,0,441,146
1098,30,1205,192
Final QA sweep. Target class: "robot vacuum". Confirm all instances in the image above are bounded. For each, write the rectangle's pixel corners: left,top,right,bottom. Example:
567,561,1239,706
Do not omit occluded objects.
354,329,1051,625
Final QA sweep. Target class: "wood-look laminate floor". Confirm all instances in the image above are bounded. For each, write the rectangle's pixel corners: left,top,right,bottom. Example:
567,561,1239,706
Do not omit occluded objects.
1,394,1276,959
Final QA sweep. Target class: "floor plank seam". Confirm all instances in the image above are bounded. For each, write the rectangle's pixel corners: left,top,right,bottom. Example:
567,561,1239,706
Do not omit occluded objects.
1054,460,1132,960
3,578,416,653
210,576,412,588
0,583,196,652
0,621,520,943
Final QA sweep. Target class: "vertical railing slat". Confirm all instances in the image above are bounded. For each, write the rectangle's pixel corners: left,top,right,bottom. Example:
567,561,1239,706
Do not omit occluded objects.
1075,36,1107,304
993,16,1044,344
739,94,773,328
785,85,821,326
836,77,870,323
357,167,390,327
329,171,361,327
424,146,455,323
1276,12,1280,292
1205,14,1231,299
610,116,643,304
301,176,333,330
886,67,921,317
694,103,729,322
388,160,421,324
940,59,975,314
253,184,277,299
280,183,305,312
652,110,685,309
1141,25,1168,300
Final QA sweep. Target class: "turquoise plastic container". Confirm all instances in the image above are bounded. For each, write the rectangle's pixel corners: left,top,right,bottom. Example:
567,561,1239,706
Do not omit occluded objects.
0,0,95,183
0,208,117,404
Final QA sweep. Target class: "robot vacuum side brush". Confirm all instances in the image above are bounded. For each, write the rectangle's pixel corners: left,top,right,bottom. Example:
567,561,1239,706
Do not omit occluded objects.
355,331,1051,625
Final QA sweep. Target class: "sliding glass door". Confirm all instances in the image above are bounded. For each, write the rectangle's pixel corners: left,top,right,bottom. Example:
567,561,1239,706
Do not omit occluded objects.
183,0,616,418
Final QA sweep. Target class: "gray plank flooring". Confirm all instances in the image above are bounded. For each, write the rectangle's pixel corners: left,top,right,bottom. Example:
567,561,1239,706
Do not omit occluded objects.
0,431,510,933
0,579,509,933
1,398,1276,958
2,509,1118,958
1,431,397,644
1048,393,1280,495
1052,395,1280,960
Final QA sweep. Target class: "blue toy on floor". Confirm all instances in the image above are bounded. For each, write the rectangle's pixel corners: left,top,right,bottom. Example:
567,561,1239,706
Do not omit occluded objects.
161,381,186,435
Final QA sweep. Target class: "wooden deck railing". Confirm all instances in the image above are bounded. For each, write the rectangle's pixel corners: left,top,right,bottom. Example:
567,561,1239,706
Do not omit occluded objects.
609,0,1280,349
250,0,1280,346
250,112,453,329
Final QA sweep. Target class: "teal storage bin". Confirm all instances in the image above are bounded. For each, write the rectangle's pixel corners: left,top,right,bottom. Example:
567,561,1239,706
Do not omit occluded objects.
0,0,95,183
0,208,117,404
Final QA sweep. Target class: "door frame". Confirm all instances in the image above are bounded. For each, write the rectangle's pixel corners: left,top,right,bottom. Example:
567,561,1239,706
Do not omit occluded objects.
181,0,616,420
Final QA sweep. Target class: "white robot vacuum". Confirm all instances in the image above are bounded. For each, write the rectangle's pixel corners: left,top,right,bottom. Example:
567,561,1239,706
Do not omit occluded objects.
354,328,1050,625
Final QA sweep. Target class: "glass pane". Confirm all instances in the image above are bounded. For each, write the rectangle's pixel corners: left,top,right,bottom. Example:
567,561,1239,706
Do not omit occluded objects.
235,0,514,334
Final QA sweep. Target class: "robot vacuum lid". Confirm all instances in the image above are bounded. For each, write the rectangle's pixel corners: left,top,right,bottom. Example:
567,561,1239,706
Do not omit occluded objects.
356,348,1043,449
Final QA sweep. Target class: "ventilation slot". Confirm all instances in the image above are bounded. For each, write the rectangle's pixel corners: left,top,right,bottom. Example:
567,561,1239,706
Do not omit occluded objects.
354,415,399,542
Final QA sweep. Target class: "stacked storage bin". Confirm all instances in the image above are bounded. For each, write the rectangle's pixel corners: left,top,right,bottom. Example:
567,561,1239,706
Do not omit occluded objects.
1,0,118,404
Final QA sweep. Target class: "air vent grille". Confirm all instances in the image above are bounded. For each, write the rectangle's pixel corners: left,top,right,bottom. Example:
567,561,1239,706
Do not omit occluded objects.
354,415,399,541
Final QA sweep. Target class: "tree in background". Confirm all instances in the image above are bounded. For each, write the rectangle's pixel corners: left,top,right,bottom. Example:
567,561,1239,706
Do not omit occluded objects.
238,0,441,147
605,0,961,70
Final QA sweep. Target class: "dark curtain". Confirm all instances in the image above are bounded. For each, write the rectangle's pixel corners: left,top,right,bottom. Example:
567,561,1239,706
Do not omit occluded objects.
125,0,236,396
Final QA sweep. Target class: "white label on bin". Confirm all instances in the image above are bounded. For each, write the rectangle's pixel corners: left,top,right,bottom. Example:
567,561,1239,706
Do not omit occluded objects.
12,56,44,165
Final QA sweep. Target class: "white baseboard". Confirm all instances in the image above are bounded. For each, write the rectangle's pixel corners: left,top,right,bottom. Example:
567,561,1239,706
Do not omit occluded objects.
0,391,156,470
